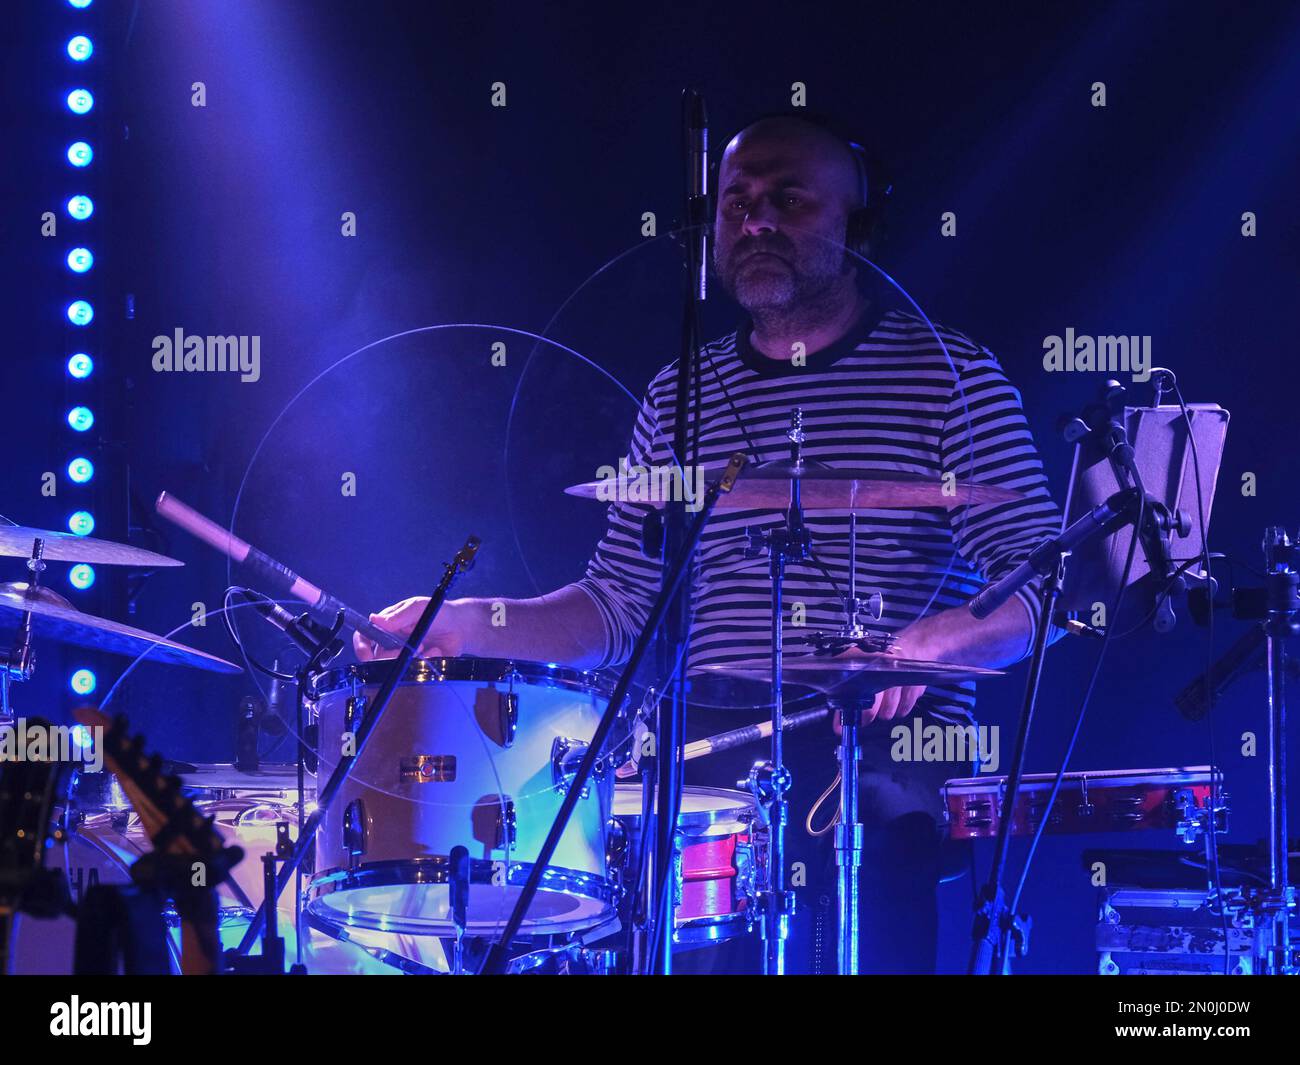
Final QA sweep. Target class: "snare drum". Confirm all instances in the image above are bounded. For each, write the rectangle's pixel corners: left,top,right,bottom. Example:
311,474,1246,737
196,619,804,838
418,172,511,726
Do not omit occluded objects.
612,783,761,947
305,658,617,938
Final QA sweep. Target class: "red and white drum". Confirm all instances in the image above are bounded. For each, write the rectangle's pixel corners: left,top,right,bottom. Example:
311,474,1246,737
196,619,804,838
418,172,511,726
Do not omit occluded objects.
611,783,762,947
942,766,1227,842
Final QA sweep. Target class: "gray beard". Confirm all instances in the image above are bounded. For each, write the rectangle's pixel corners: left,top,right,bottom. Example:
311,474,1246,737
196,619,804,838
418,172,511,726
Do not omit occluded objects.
729,268,857,343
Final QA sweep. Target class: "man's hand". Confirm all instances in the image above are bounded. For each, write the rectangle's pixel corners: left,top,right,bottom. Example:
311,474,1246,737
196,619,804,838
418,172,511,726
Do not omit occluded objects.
831,626,930,730
352,597,468,660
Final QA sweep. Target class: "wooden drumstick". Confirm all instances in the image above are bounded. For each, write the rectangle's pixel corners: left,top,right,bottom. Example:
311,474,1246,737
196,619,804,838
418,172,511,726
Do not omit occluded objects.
615,705,831,778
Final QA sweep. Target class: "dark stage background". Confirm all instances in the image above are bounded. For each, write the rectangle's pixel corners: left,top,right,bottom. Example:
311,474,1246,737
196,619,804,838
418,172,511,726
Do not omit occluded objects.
4,0,1300,973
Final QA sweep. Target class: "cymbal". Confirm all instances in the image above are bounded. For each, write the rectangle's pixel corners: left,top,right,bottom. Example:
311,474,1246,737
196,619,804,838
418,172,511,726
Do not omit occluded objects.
0,582,241,674
565,461,1024,511
697,654,1003,702
0,524,182,567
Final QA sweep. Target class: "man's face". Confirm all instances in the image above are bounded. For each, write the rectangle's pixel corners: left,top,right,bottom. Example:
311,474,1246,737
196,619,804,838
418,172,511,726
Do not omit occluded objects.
713,120,861,313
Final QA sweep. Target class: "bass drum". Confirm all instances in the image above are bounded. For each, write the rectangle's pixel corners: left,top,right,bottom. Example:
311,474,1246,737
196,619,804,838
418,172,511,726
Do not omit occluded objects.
306,658,617,939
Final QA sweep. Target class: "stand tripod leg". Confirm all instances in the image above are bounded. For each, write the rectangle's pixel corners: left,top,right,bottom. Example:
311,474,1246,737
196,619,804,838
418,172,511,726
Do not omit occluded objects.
835,710,862,975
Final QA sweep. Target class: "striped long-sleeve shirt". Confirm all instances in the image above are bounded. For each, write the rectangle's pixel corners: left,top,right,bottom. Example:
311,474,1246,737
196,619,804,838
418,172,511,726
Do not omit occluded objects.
575,306,1062,724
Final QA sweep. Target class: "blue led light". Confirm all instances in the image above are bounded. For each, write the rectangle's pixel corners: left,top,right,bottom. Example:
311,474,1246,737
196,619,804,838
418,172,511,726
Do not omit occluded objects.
67,89,94,115
66,194,94,220
70,669,98,695
68,511,95,536
70,723,95,750
67,247,94,273
68,0,94,8
67,406,95,432
67,352,94,378
67,36,94,61
69,563,96,590
66,300,94,325
67,141,93,167
67,457,95,483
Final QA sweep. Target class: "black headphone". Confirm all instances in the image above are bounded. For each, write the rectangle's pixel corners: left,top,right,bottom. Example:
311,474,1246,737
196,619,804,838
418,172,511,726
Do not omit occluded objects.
712,111,893,262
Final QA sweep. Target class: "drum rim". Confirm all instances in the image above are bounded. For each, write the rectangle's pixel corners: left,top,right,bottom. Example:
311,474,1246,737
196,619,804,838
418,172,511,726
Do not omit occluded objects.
612,783,757,831
672,910,755,946
306,855,618,936
306,656,613,701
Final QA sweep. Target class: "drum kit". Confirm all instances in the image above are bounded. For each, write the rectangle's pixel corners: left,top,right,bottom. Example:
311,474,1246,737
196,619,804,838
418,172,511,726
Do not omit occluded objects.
0,395,1292,976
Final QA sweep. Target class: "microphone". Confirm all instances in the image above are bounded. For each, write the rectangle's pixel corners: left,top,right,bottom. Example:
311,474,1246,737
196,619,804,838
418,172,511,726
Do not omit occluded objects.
233,587,344,665
155,492,403,651
969,489,1136,620
686,90,709,301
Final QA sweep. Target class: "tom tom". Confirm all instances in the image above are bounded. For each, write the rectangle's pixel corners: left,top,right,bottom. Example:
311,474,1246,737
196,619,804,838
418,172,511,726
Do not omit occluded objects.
305,658,617,939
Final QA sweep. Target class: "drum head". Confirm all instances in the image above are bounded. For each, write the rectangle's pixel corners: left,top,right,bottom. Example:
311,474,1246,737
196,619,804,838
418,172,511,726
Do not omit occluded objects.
613,783,756,836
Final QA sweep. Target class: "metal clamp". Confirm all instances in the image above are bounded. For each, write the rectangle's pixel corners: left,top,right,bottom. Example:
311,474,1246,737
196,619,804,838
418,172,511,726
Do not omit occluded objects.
551,736,601,798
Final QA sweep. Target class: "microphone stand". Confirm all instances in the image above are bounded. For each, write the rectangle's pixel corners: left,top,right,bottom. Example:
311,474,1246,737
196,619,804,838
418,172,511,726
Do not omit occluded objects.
643,87,710,975
229,535,480,962
478,456,746,976
967,383,1186,974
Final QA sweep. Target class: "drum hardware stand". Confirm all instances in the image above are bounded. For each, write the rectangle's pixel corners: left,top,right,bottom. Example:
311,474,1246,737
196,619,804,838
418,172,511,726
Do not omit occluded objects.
967,381,1188,974
832,703,864,975
741,409,817,976
225,834,307,975
812,512,890,975
1225,526,1300,974
3,539,47,721
807,513,895,658
449,844,470,974
231,535,481,959
479,456,746,975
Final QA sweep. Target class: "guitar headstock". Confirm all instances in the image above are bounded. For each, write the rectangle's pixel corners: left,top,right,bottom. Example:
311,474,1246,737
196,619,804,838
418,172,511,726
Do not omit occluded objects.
74,707,244,975
72,707,240,882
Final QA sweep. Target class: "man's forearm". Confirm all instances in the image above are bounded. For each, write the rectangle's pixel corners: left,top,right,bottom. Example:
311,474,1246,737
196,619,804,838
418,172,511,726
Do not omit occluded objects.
452,584,609,668
896,594,1037,669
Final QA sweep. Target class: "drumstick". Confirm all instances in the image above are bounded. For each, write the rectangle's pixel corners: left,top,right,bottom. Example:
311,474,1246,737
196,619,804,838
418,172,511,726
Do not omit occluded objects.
154,491,403,649
615,705,831,778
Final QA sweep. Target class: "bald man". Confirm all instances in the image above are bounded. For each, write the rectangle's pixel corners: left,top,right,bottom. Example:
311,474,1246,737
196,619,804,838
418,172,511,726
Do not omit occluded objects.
358,114,1062,973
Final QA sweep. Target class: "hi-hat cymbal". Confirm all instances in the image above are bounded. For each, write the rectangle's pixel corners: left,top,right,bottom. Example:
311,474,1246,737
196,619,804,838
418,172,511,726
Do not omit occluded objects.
0,582,241,674
697,654,1003,702
0,525,182,567
565,461,1024,511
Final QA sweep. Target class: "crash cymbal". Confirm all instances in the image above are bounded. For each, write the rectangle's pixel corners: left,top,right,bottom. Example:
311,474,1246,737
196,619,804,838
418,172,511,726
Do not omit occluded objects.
0,582,241,674
565,461,1024,511
697,654,1003,702
0,525,182,567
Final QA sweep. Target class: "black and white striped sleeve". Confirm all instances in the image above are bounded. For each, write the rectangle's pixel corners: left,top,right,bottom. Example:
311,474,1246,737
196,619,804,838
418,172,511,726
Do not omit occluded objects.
940,349,1062,649
572,390,665,667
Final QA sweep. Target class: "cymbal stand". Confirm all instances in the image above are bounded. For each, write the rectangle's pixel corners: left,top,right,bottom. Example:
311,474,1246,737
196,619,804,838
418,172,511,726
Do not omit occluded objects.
1260,527,1297,974
3,538,46,723
743,409,812,975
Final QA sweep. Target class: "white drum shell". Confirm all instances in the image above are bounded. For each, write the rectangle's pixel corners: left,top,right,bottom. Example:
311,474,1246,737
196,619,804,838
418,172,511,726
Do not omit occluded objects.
307,661,615,937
